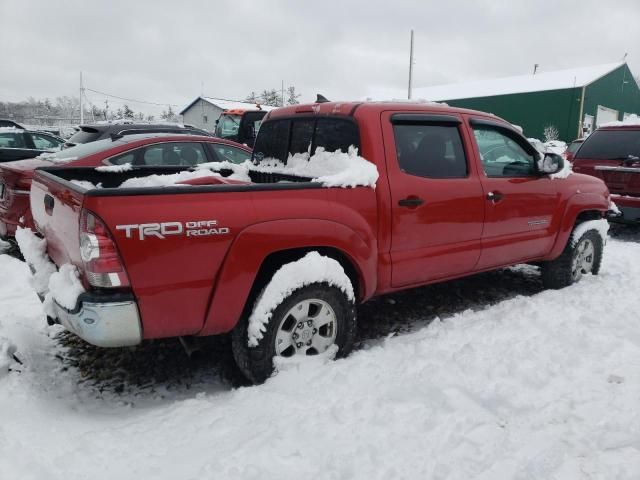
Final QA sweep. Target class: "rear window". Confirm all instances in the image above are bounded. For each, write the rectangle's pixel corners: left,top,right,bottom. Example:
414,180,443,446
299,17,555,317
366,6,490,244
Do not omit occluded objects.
253,117,360,163
576,129,640,159
39,138,119,163
67,127,102,145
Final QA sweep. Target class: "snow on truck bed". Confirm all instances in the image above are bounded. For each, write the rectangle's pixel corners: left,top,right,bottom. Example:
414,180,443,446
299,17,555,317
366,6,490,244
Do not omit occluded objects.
2,233,640,479
72,147,379,190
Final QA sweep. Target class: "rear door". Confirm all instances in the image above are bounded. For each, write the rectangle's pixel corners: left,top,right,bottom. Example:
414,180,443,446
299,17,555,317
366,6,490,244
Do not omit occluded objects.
468,118,559,269
383,112,485,287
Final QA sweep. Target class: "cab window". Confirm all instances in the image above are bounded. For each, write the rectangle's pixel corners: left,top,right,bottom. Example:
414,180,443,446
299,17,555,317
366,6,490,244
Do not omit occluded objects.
393,124,468,178
472,126,536,177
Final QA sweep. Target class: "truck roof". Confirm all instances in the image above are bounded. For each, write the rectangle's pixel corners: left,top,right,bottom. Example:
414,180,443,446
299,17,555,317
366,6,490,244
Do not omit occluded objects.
267,100,503,121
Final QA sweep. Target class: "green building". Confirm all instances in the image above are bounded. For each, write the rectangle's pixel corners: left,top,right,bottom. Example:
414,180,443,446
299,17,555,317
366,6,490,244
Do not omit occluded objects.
412,63,640,141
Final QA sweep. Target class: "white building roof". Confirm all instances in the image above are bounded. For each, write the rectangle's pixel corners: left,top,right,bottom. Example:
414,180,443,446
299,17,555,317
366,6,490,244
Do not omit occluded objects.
180,96,277,115
368,62,625,102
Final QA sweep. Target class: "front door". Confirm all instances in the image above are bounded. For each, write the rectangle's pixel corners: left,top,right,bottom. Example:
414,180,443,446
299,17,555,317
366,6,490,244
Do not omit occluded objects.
469,119,560,269
383,112,485,287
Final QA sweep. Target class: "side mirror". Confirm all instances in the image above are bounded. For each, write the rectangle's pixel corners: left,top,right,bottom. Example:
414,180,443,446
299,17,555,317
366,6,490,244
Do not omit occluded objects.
538,152,564,174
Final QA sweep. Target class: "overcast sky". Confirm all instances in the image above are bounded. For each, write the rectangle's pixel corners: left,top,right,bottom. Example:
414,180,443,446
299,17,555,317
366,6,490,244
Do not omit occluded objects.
2,0,639,116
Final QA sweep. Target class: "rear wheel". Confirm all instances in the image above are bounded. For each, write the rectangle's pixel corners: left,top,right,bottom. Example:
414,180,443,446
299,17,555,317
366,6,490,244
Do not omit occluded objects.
541,228,603,289
232,283,357,384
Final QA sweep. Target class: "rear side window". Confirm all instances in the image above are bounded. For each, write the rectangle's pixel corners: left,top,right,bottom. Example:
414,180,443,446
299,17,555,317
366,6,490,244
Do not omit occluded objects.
253,117,360,163
393,124,467,178
576,130,640,159
0,132,25,148
567,141,582,154
141,142,207,166
29,133,63,150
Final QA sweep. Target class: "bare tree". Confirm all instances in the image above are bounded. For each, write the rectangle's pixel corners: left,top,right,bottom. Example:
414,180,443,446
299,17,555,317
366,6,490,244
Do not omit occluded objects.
543,124,559,142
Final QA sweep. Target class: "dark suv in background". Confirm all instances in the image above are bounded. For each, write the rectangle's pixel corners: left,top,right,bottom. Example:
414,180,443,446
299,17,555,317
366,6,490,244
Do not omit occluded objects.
64,121,212,148
0,128,65,163
572,123,640,223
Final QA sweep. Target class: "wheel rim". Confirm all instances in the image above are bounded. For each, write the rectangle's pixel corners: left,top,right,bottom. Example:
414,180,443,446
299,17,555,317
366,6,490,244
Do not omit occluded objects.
571,238,595,282
275,299,337,357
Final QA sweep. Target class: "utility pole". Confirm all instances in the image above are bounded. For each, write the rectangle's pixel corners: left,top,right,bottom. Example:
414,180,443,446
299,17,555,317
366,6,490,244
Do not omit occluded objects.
408,30,414,100
79,71,84,124
281,80,284,107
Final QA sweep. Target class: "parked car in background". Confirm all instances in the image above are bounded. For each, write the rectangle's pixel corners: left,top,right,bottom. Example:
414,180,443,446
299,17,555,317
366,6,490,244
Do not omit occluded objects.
64,121,212,148
214,106,274,147
26,101,609,384
572,123,640,223
0,128,64,163
565,138,585,161
0,134,251,243
0,119,25,129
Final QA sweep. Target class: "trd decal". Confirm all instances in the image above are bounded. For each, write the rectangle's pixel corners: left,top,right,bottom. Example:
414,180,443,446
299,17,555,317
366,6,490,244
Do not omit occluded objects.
116,220,230,240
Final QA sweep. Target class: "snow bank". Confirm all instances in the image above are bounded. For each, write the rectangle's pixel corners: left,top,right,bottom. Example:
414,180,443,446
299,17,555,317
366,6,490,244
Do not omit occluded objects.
602,113,640,127
44,264,85,312
248,251,354,347
96,163,132,173
571,218,609,246
0,335,17,378
15,227,56,294
255,146,379,188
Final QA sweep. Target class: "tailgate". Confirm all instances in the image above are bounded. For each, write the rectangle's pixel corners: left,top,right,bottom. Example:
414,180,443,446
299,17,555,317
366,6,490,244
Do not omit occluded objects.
30,169,85,270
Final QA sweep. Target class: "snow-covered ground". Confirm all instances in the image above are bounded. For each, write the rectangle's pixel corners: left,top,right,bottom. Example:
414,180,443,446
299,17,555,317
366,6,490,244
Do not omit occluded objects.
1,228,640,479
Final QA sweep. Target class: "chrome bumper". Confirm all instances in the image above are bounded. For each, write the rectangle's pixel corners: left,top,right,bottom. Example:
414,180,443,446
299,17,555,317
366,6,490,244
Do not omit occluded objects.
53,295,142,347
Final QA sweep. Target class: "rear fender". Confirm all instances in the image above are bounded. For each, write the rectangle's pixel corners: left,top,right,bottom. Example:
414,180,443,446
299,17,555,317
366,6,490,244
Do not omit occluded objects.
547,192,607,259
198,219,377,335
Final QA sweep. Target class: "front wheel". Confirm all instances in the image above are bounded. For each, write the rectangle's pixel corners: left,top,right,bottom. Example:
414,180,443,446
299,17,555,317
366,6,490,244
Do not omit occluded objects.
541,228,603,289
232,283,357,384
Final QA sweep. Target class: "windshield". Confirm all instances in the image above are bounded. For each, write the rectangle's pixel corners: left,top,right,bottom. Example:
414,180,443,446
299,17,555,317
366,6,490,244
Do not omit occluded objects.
576,129,640,159
38,138,120,163
216,114,241,138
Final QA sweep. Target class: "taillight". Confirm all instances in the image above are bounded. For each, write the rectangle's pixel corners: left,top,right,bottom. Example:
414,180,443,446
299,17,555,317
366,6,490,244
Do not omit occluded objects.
79,209,130,288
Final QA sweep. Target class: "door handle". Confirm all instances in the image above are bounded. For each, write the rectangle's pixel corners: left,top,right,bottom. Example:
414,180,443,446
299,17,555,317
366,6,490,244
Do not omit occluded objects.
398,196,424,208
486,191,504,202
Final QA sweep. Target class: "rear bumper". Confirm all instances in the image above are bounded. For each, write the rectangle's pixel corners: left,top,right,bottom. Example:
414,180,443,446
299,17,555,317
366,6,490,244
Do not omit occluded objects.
52,291,142,347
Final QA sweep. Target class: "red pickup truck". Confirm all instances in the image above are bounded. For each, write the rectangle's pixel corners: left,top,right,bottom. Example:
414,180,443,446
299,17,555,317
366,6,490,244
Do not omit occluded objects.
26,101,611,383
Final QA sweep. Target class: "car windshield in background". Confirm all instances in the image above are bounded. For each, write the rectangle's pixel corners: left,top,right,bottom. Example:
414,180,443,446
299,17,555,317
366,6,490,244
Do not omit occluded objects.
67,127,102,145
39,138,116,162
218,115,241,137
576,130,640,159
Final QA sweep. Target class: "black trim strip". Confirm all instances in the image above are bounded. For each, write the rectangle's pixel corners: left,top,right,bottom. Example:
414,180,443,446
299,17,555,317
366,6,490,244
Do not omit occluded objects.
391,113,462,124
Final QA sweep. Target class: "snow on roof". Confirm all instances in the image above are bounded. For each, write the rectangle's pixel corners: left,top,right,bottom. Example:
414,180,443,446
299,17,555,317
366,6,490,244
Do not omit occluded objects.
180,96,277,115
408,62,625,101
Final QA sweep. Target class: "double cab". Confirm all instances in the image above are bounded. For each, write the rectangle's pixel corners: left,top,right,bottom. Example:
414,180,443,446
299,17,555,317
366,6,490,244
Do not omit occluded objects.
28,101,610,383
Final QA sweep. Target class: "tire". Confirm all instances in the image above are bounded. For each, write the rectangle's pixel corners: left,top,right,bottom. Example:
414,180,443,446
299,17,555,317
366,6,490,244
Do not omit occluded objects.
541,228,603,289
232,283,357,384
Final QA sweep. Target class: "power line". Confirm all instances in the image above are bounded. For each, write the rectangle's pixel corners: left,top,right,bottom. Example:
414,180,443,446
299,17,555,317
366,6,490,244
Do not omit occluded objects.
84,87,181,107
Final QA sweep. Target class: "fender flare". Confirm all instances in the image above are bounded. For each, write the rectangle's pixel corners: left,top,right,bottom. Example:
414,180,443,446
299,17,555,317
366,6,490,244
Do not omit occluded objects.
547,192,607,259
198,218,377,335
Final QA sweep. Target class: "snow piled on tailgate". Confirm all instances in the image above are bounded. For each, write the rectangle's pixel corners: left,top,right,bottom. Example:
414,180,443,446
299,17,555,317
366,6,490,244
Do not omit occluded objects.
247,251,355,347
15,227,85,315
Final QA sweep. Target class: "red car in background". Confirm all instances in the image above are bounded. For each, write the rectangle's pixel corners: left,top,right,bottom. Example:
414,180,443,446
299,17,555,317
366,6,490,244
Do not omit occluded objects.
0,134,252,245
572,124,640,223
